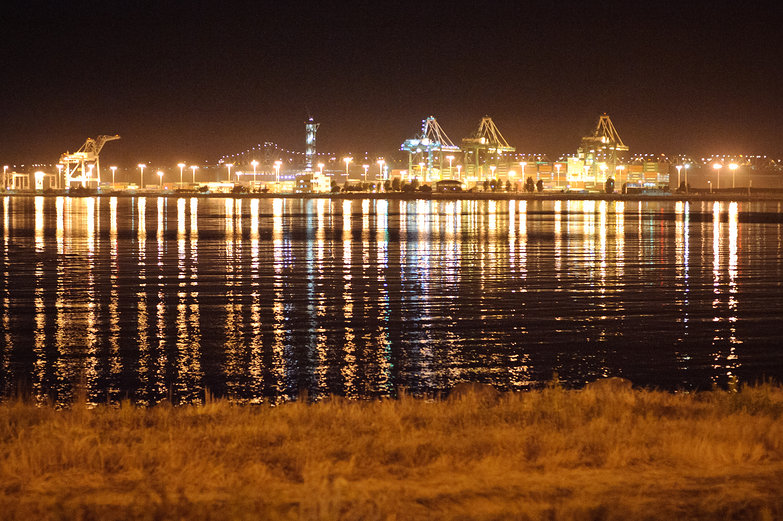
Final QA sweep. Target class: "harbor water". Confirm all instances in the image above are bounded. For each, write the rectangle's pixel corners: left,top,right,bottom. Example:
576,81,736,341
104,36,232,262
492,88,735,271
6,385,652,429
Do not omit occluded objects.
1,195,782,405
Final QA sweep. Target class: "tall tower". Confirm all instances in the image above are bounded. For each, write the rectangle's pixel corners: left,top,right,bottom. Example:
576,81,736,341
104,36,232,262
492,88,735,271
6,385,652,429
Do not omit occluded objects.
305,117,320,171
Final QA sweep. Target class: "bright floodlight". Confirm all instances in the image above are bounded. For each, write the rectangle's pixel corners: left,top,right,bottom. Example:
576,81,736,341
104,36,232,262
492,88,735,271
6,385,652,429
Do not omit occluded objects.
713,163,722,170
729,163,738,170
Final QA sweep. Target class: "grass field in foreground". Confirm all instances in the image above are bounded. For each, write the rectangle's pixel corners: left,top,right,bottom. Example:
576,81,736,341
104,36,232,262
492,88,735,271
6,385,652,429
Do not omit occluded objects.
1,382,782,520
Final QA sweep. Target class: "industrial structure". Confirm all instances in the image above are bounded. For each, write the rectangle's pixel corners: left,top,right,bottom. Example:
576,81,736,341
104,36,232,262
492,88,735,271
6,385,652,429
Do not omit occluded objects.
460,116,516,182
6,111,775,195
559,114,669,191
576,113,628,178
565,113,630,189
400,116,460,182
304,117,319,172
60,135,121,188
215,112,670,193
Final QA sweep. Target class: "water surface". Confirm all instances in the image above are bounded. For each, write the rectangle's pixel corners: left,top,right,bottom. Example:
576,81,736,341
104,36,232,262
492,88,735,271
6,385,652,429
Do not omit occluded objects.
1,195,782,404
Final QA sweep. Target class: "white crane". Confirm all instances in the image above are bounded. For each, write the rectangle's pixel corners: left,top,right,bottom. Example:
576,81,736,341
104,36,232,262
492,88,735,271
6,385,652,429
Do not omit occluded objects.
60,134,120,188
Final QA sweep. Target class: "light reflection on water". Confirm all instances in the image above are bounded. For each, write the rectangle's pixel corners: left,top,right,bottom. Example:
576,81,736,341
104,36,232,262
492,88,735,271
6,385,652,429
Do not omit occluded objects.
0,196,782,405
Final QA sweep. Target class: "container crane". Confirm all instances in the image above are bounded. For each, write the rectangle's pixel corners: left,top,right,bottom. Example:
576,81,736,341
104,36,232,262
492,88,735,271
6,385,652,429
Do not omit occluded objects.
461,116,515,181
401,116,460,181
60,134,120,188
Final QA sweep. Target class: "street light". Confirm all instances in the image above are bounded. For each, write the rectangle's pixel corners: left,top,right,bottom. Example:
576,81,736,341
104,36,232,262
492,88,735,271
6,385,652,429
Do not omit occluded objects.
446,155,454,178
190,165,198,183
178,163,186,186
251,160,259,185
226,163,234,182
110,166,117,185
729,163,738,189
615,165,625,189
675,165,683,191
362,164,369,181
56,164,63,189
318,162,325,176
489,165,496,180
519,161,527,181
274,160,282,185
684,164,690,193
138,163,146,188
712,162,722,190
555,163,562,188
377,159,385,180
343,157,353,178
456,164,462,180
157,170,164,189
418,162,425,181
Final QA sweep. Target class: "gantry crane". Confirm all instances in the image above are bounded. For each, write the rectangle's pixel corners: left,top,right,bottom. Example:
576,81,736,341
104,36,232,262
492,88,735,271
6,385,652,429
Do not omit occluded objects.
461,116,516,181
577,114,628,179
60,134,120,188
401,116,460,181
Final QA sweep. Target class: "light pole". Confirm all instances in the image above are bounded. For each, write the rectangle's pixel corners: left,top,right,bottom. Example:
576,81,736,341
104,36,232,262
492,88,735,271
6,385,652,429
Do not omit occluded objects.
418,162,425,182
708,180,712,194
318,162,325,177
446,155,454,178
675,165,683,191
157,170,164,189
555,163,561,189
274,160,282,185
190,165,198,183
178,163,186,186
489,165,496,180
377,159,385,180
56,164,63,189
138,163,146,189
684,164,690,193
712,162,722,190
2,165,7,190
343,157,352,179
226,163,234,182
110,166,117,186
729,163,738,189
251,160,258,186
456,164,462,180
519,161,527,182
615,165,625,189
362,164,369,181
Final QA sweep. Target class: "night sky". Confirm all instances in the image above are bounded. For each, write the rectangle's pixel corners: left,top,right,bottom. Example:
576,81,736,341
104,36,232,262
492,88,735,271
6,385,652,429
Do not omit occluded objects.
1,1,781,166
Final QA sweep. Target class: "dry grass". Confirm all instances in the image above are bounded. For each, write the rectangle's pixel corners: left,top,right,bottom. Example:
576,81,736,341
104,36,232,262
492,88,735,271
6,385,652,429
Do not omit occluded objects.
1,382,782,520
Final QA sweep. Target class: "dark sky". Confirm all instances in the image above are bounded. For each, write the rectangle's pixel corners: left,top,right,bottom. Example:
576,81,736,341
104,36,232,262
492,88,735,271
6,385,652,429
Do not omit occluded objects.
1,1,782,166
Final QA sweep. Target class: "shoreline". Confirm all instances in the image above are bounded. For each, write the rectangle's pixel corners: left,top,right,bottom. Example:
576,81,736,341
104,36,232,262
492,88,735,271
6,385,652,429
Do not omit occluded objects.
4,189,783,203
